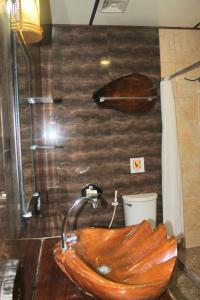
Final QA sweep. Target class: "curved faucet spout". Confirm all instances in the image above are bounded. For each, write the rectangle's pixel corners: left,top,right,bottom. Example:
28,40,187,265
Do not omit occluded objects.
61,196,100,251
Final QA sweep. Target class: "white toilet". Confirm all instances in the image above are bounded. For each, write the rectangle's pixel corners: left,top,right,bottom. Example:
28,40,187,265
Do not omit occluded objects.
122,193,158,229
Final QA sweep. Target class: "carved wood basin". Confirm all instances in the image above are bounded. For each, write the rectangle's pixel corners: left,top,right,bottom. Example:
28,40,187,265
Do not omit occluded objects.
54,220,177,300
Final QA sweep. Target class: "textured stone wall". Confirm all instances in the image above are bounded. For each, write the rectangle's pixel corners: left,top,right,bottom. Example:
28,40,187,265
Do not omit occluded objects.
36,25,161,230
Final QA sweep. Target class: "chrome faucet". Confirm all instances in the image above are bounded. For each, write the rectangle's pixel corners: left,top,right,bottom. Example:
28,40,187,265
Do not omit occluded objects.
61,185,103,251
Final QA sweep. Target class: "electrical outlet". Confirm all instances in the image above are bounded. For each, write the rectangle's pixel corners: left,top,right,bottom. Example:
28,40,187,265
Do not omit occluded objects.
130,157,145,173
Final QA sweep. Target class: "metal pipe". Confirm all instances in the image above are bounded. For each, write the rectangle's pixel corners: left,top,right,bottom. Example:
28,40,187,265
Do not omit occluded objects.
11,32,25,214
161,60,200,82
30,145,64,150
25,97,53,104
20,97,63,104
61,196,100,251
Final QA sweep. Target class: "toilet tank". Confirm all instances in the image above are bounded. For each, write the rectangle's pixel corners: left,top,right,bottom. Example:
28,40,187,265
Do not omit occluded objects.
122,193,157,229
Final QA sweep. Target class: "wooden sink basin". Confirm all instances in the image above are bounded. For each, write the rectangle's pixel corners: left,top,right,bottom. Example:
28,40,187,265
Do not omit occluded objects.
54,220,177,300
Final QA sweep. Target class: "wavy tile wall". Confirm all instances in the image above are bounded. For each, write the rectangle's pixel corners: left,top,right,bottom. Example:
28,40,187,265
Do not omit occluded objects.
38,25,161,231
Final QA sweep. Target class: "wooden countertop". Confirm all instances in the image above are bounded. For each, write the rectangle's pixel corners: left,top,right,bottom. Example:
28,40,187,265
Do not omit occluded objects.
34,237,173,300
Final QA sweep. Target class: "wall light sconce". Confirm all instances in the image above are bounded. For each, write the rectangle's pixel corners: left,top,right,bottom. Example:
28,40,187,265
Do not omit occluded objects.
11,0,43,44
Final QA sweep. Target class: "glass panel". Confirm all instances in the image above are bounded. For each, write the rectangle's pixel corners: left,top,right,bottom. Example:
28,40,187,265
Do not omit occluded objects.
0,1,21,238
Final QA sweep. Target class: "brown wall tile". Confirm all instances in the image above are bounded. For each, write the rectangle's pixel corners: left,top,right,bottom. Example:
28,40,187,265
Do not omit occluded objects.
30,25,162,234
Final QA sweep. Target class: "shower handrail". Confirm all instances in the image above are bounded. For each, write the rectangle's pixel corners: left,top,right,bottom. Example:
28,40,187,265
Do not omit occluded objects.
161,60,200,81
30,145,64,150
21,97,63,104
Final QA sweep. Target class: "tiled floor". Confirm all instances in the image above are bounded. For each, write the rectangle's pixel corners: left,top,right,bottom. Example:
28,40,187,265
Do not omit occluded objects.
168,247,200,300
169,263,200,299
178,247,200,289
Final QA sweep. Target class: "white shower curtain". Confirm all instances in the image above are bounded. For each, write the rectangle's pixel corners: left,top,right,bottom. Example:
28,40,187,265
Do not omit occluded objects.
160,80,184,238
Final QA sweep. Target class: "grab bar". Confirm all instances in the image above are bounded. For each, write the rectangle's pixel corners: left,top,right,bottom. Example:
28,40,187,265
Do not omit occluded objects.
99,96,158,102
30,145,64,150
20,97,63,104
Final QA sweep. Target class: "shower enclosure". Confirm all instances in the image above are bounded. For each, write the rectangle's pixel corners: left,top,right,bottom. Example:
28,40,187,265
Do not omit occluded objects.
11,33,61,222
0,0,22,237
0,0,44,235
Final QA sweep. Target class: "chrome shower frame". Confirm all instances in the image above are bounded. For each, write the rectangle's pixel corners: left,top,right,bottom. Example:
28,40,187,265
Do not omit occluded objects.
11,31,36,217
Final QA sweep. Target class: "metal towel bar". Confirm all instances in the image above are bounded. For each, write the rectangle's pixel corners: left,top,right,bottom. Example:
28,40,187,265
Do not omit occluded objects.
99,96,158,102
21,97,63,104
30,145,64,150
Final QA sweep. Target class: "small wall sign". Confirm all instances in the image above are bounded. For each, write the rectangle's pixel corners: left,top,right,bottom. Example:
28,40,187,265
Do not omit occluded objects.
130,157,145,173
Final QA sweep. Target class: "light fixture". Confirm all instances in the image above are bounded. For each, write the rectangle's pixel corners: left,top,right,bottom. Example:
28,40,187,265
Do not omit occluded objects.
100,58,111,66
11,0,43,44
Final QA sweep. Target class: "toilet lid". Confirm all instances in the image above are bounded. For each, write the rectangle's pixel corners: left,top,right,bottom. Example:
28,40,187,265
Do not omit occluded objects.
122,193,157,202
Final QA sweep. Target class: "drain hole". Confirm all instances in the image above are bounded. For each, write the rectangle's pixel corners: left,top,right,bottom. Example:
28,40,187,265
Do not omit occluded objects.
97,265,112,275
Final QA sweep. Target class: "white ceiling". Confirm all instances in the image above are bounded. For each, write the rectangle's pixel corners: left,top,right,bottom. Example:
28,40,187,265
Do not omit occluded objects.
49,0,200,28
49,0,95,25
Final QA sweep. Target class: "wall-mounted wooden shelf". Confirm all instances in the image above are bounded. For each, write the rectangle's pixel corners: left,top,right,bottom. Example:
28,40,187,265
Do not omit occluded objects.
93,73,158,114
